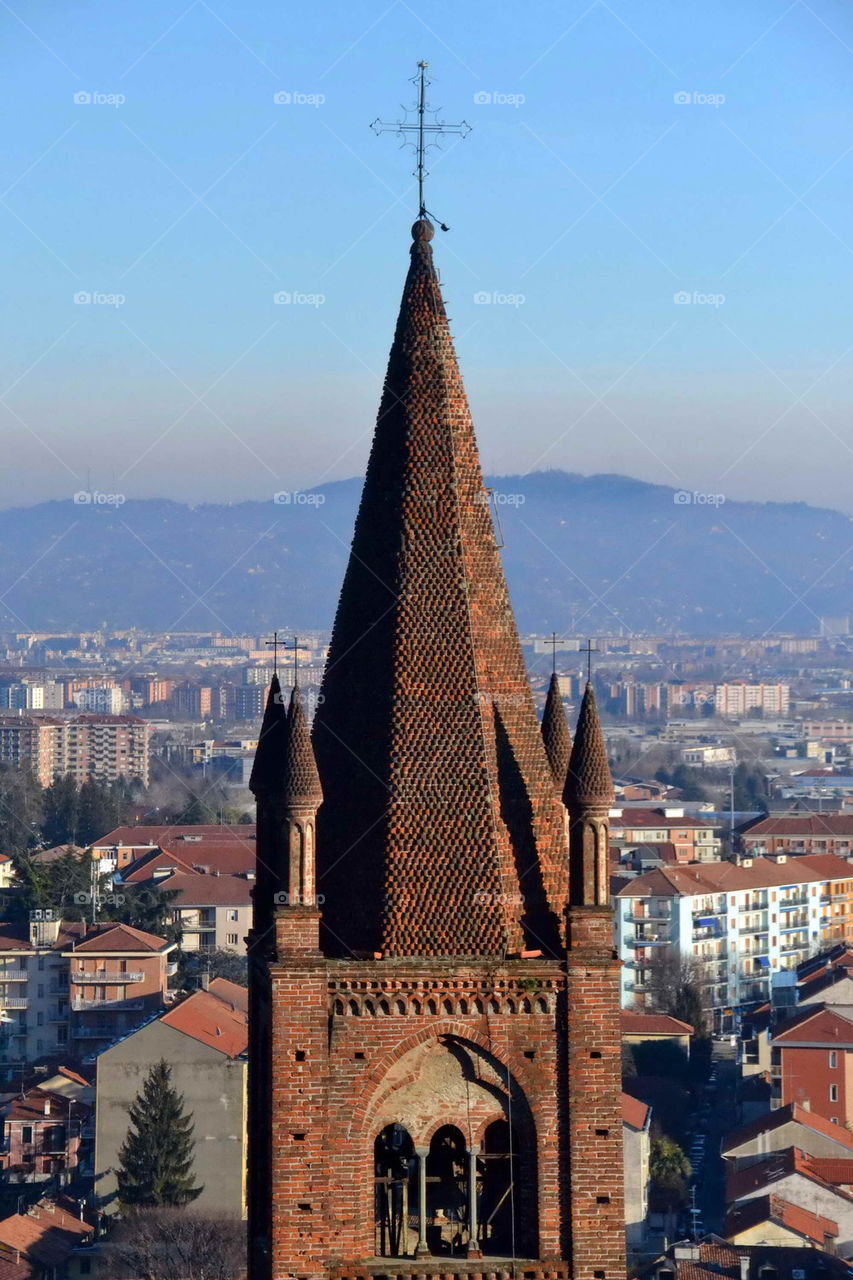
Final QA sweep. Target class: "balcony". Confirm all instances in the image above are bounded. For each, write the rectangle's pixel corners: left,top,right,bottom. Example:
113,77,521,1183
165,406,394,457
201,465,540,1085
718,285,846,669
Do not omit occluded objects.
1,997,28,1010
0,970,27,982
739,925,769,935
780,917,809,931
692,906,725,919
626,935,671,947
780,896,809,909
73,970,144,985
72,997,144,1012
71,1025,119,1039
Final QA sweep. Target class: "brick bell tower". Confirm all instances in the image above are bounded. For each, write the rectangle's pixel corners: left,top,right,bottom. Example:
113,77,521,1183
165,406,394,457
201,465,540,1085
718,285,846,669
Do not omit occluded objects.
247,218,625,1280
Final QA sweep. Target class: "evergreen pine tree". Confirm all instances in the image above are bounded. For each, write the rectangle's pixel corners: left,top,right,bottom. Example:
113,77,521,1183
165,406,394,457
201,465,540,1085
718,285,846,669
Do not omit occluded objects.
116,1060,203,1208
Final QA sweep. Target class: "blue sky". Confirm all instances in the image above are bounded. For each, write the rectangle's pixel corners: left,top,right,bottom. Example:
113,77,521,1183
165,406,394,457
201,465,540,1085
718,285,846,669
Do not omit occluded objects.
1,0,852,510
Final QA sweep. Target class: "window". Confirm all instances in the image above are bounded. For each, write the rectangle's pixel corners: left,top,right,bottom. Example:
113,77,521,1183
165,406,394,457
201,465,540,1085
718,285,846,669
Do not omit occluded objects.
226,933,238,946
830,1084,839,1102
227,909,239,922
830,1051,838,1069
21,1125,32,1144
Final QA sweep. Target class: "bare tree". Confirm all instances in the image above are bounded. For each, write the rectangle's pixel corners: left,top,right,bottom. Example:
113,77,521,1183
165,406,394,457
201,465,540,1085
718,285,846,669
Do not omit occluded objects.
109,1209,246,1280
646,948,710,1039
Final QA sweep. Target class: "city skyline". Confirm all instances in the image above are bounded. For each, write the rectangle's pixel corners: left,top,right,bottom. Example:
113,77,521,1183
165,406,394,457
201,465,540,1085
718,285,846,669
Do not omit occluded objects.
1,0,852,509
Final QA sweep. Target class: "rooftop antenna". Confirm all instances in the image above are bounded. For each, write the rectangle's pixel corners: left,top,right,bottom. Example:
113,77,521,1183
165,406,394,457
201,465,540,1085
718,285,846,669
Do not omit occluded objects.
578,638,599,684
371,60,471,227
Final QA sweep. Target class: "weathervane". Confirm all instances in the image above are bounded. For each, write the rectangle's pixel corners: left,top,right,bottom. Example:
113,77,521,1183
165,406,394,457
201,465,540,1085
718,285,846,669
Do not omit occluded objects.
371,61,471,225
578,638,599,684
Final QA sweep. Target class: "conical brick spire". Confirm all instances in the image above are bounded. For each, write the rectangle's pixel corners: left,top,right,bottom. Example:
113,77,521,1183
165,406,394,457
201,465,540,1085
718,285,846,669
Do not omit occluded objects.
564,682,614,809
541,672,572,791
283,685,322,808
249,673,288,795
313,219,567,958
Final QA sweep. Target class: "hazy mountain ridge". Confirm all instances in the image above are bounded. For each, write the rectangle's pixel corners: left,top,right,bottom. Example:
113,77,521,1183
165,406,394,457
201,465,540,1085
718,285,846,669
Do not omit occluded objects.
0,472,849,636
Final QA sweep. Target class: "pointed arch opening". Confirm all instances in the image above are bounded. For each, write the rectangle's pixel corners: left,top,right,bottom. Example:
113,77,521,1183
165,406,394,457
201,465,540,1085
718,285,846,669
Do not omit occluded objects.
374,1123,416,1258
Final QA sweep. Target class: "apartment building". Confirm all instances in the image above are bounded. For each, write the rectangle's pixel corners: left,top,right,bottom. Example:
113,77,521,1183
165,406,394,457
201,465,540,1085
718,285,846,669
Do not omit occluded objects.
63,922,176,1055
163,872,253,954
742,814,853,859
611,807,722,864
615,853,853,1030
715,683,790,717
0,913,173,1072
0,713,150,785
770,1007,853,1125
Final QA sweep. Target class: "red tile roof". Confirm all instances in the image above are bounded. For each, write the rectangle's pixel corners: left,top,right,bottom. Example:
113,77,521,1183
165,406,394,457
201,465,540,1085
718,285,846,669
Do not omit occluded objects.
0,1201,92,1268
92,824,255,848
725,1193,838,1244
744,815,853,837
619,852,853,898
613,808,713,830
2,1089,89,1123
621,1092,650,1130
208,977,248,1012
160,988,248,1058
727,1147,853,1204
723,1102,853,1154
773,1006,853,1046
805,1157,853,1185
122,841,256,882
621,1010,694,1036
163,872,253,906
67,922,170,953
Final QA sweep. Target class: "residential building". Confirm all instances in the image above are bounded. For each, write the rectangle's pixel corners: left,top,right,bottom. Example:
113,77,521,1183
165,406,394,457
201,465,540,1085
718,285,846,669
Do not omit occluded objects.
615,854,853,1028
643,1239,853,1280
0,1086,90,1185
623,1093,651,1251
725,1196,840,1250
771,1007,853,1124
682,745,737,767
726,1149,853,1255
0,714,150,786
71,686,124,715
91,823,256,874
163,873,252,954
94,980,247,1216
62,923,175,1055
0,1199,95,1279
0,916,172,1071
722,1103,853,1170
621,1010,693,1054
715,684,791,717
742,814,853,859
612,807,722,863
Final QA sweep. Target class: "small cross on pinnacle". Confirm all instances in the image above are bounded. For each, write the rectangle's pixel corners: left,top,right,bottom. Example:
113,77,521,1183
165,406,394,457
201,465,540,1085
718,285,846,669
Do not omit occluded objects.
578,638,599,684
548,631,564,675
265,631,280,674
371,61,471,224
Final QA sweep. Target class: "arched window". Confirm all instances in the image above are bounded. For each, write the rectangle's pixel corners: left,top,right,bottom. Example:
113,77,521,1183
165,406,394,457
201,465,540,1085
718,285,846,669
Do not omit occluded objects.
374,1124,416,1258
425,1125,468,1257
480,1120,520,1256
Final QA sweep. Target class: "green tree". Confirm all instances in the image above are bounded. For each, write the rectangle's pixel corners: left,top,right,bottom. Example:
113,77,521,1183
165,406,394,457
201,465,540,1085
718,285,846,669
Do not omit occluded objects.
650,1136,692,1210
42,774,81,846
175,948,247,990
0,763,44,859
117,1060,202,1208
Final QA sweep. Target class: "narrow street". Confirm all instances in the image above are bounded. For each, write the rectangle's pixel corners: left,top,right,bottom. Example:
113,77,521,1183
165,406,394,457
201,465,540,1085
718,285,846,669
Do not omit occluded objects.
688,1039,739,1237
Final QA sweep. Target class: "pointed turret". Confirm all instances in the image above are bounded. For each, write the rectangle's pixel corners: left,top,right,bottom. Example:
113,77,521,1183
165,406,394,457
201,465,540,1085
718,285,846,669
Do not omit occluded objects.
564,681,613,906
249,673,287,796
282,685,323,809
541,672,572,791
312,220,567,957
564,681,614,808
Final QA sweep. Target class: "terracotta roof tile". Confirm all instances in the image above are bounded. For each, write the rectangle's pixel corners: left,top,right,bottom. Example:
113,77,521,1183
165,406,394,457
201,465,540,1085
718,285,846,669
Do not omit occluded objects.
565,682,614,807
69,923,169,952
541,672,571,791
311,219,567,958
162,872,252,906
725,1193,838,1244
723,1102,853,1154
621,1092,650,1130
621,1010,694,1036
772,1006,853,1046
161,988,248,1058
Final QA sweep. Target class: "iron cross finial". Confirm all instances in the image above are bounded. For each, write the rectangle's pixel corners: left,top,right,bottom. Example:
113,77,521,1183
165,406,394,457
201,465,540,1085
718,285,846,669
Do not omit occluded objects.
578,637,599,684
548,631,565,675
371,61,471,223
265,631,280,674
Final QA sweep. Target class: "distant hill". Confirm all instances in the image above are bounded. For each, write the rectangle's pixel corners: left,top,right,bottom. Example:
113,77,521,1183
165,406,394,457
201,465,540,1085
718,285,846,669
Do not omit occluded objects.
0,472,850,636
